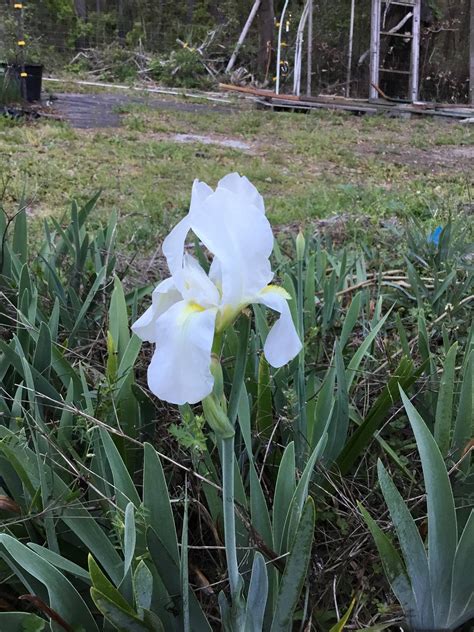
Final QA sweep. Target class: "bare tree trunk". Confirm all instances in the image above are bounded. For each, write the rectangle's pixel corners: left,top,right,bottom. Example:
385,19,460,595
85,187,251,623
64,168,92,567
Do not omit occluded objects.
258,0,274,78
117,0,126,42
157,0,164,50
74,0,87,49
187,0,195,23
470,0,474,103
74,0,86,20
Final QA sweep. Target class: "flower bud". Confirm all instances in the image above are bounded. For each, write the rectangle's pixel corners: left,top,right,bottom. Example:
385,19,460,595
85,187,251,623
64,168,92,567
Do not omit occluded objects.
202,394,235,439
210,354,225,403
296,231,306,262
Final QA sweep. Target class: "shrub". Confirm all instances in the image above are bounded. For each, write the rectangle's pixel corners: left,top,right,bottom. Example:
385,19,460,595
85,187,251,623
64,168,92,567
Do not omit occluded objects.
149,47,213,89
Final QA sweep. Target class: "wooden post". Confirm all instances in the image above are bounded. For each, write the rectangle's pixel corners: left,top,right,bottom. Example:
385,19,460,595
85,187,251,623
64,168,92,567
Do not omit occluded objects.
470,0,474,104
225,0,262,74
13,1,26,97
410,0,421,102
346,0,355,97
306,0,313,96
369,0,381,99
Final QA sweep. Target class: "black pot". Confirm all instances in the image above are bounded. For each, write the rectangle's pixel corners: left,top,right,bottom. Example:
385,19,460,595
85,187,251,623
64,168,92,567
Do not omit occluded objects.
22,64,43,102
1,63,43,102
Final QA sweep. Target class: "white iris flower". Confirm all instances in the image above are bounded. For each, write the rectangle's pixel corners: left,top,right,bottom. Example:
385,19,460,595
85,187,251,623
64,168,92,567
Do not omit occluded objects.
132,173,302,405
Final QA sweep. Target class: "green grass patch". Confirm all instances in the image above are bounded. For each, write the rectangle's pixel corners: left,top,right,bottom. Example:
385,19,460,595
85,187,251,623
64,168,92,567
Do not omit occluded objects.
0,95,472,251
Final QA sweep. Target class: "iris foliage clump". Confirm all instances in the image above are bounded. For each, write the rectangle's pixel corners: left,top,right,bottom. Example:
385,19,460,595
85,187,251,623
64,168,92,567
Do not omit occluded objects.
0,177,472,632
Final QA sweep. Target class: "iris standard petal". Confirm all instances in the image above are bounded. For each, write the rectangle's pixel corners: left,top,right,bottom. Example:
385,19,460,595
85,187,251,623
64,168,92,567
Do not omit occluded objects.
257,286,302,368
147,300,218,405
191,186,274,306
162,179,213,278
208,257,222,293
217,173,265,213
162,214,191,281
180,254,220,307
131,277,181,343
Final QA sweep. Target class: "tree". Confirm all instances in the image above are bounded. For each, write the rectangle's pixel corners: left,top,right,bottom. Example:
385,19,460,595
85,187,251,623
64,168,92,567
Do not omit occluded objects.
471,0,474,102
258,0,274,78
73,0,86,20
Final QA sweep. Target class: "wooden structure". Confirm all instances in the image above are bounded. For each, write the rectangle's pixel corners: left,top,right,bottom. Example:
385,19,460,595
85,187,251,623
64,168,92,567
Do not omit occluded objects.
370,0,421,102
226,0,473,106
283,0,423,102
219,83,474,121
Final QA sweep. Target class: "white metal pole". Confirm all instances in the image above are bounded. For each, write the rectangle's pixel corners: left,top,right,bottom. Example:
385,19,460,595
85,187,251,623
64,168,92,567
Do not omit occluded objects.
369,0,381,99
225,0,262,74
275,0,290,94
306,0,313,96
293,1,309,95
410,0,421,102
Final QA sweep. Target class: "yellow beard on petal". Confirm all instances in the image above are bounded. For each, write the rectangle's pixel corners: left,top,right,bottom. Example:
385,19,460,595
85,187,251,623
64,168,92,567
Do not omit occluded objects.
213,285,291,334
188,301,206,312
261,284,292,300
180,301,206,325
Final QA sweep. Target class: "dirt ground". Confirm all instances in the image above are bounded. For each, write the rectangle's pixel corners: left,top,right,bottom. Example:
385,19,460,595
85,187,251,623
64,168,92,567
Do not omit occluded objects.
354,140,474,175
50,91,234,128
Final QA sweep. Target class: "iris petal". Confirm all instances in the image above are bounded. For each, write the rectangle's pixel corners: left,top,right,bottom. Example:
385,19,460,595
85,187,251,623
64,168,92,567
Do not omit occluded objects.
162,179,213,278
147,300,218,405
131,278,181,343
218,173,265,213
191,185,274,306
257,287,302,368
180,254,220,307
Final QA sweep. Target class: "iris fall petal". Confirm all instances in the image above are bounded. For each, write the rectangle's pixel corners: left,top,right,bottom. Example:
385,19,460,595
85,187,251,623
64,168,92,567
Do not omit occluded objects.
257,287,302,368
147,300,217,405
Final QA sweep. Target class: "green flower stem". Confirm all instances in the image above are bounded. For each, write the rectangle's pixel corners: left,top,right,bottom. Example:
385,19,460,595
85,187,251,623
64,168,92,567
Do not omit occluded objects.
212,331,223,356
296,255,307,465
221,434,240,601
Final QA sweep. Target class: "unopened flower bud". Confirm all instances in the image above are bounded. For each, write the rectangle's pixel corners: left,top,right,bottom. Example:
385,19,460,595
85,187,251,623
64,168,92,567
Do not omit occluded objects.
296,231,305,262
202,394,235,439
210,354,225,403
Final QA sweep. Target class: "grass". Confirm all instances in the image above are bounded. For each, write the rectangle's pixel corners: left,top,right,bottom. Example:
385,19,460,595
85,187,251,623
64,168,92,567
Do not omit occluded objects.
0,91,472,251
0,72,21,105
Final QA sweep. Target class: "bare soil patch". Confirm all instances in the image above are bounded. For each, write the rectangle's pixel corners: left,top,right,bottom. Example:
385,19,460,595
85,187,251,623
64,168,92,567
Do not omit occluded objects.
52,92,234,129
355,140,474,175
142,130,256,153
